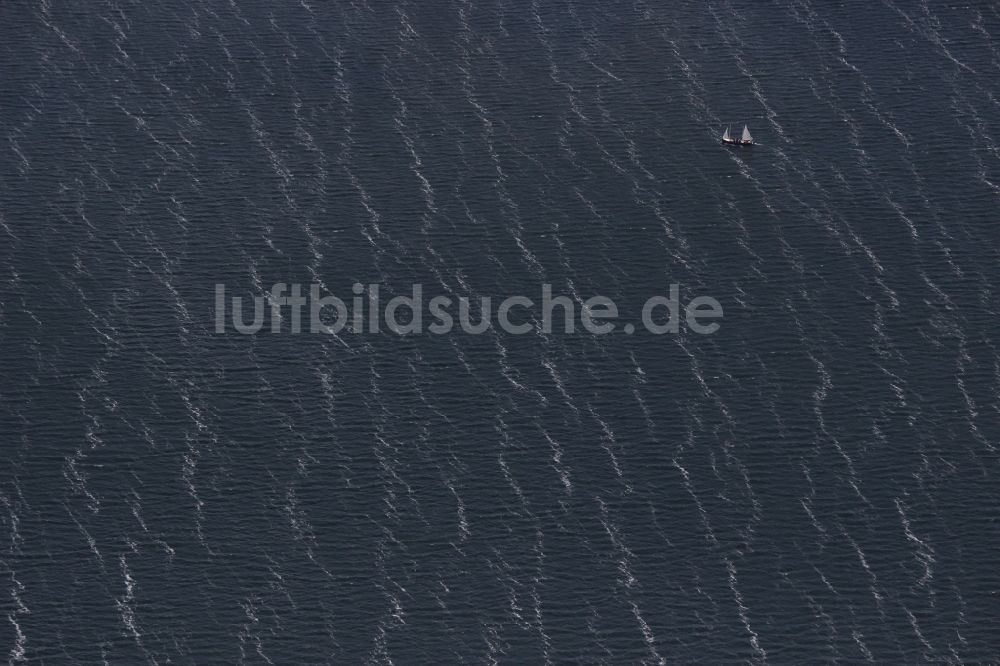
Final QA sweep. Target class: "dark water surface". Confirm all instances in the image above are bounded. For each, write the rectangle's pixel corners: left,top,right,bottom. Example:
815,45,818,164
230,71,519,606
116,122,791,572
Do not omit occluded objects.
2,0,999,663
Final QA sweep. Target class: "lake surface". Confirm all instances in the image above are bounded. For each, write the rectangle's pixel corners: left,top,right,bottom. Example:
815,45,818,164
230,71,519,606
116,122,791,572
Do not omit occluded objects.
1,0,999,662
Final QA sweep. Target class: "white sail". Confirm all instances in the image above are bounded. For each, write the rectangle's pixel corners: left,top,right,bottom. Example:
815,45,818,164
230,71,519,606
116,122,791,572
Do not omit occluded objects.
722,126,731,142
741,125,752,143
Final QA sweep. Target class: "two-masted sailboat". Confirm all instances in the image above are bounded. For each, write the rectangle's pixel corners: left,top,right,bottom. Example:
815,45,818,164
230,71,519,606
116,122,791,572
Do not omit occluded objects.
722,125,753,146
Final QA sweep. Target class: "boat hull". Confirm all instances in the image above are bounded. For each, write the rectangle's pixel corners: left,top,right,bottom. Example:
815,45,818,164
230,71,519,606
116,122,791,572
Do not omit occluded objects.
722,139,754,146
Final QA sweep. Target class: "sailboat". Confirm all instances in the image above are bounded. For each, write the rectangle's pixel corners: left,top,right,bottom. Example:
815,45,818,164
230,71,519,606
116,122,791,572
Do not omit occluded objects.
722,125,754,146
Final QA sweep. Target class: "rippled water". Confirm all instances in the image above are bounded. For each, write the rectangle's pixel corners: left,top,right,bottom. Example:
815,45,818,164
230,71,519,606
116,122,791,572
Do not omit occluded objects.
2,0,999,663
